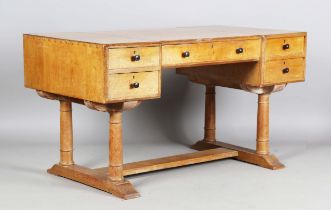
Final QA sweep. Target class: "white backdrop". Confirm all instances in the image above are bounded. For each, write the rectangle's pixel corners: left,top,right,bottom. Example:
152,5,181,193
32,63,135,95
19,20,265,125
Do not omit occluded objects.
1,0,330,142
0,0,330,209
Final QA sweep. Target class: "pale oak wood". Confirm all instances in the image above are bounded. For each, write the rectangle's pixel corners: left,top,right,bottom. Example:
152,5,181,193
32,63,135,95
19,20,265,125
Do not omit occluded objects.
47,164,140,200
204,85,216,143
190,84,284,169
108,46,160,69
95,148,237,176
176,56,305,87
24,26,307,104
122,148,237,175
264,58,305,85
41,93,142,199
256,94,270,155
176,33,306,87
59,101,74,166
107,66,159,74
30,26,305,46
108,110,124,181
85,100,142,182
265,36,305,60
162,42,214,66
47,147,237,198
213,38,261,62
24,36,107,103
45,93,239,199
176,62,262,88
162,39,261,67
84,100,142,112
107,70,161,102
191,140,284,170
37,90,85,105
25,26,307,200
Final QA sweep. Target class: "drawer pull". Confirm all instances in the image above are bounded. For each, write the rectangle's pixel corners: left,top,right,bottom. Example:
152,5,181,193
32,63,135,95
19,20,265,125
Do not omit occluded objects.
130,82,140,89
283,44,290,50
282,67,290,74
131,54,141,62
236,48,244,54
182,51,190,58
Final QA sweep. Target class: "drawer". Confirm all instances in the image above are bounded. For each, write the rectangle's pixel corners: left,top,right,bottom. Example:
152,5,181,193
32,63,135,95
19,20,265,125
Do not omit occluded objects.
213,39,261,61
264,58,305,84
108,47,160,69
265,36,305,60
162,43,213,66
107,71,160,101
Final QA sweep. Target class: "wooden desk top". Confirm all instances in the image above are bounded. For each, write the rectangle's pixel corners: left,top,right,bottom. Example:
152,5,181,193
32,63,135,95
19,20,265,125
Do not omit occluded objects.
27,25,305,46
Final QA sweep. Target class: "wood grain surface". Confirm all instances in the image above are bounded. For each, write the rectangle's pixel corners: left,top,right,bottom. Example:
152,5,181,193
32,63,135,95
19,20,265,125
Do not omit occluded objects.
28,25,305,46
24,26,307,103
26,26,307,199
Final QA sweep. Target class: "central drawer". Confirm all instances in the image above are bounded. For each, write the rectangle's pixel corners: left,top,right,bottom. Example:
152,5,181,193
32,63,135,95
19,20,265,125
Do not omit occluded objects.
213,39,261,62
161,39,261,67
107,70,160,102
161,43,214,66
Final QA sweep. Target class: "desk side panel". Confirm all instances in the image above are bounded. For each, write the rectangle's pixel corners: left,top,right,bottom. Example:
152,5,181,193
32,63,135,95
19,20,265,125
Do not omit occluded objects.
24,35,107,103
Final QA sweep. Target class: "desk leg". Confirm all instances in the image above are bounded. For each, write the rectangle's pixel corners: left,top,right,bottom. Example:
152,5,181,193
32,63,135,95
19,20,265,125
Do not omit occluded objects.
47,99,140,199
204,85,216,143
191,85,216,149
191,88,284,170
59,100,74,166
105,107,140,199
108,110,124,181
256,94,269,155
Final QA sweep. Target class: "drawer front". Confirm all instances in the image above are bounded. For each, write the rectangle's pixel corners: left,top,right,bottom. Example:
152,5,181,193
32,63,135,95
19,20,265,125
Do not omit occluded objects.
266,36,305,60
213,39,261,61
108,47,160,69
107,71,160,101
162,43,213,66
264,58,305,84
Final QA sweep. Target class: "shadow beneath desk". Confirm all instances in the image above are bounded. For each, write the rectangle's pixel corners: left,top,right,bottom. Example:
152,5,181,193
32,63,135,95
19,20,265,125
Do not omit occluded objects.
130,69,198,146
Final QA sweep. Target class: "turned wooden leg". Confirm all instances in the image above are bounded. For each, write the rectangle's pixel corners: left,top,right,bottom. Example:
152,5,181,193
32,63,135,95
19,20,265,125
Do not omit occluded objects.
191,85,285,170
46,97,140,199
49,102,140,200
59,100,74,166
108,110,124,181
256,93,270,155
191,85,216,150
204,85,216,143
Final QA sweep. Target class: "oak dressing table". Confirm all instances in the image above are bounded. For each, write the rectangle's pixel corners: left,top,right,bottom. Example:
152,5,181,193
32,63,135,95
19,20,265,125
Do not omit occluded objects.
23,26,306,199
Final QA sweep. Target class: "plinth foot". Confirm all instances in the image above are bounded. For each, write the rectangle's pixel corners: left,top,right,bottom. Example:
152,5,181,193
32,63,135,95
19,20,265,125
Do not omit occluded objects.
47,164,140,200
191,140,284,170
